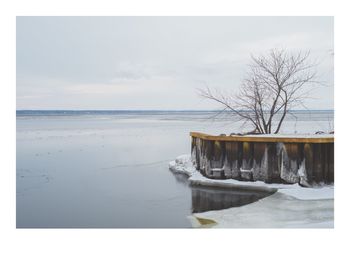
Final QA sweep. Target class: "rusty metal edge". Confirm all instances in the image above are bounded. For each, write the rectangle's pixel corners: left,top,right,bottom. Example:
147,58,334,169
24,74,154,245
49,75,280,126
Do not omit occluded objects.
190,132,334,144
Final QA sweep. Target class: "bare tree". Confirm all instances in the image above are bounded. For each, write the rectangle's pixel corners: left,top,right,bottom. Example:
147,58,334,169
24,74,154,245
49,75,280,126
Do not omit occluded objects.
199,49,319,134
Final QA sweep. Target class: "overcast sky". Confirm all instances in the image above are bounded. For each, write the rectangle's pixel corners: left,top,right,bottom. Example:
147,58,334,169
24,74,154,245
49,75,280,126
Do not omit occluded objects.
16,16,333,110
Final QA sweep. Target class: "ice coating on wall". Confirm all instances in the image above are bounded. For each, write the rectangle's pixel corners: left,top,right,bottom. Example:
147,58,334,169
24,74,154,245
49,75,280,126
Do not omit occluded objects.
191,136,334,187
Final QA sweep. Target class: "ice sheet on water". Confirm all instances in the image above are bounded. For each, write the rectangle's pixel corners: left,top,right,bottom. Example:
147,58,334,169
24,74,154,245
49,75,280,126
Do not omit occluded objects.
169,154,334,228
189,192,334,228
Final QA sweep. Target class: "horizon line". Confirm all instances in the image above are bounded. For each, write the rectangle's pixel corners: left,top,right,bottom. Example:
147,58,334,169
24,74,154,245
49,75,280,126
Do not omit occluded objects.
16,109,335,112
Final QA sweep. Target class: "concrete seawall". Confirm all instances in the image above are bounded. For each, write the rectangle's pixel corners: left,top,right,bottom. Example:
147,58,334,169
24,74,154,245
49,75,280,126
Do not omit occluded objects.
190,132,334,187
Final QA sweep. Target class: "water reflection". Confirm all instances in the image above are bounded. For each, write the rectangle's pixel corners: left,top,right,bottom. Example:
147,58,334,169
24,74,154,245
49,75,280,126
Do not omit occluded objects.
191,186,273,213
170,172,273,214
172,172,190,186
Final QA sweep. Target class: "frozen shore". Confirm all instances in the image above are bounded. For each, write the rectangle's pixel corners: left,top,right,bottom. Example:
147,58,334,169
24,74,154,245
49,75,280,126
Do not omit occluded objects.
169,154,334,228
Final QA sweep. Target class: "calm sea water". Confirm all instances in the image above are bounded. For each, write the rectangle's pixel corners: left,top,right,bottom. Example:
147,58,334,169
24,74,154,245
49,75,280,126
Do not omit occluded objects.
16,110,333,228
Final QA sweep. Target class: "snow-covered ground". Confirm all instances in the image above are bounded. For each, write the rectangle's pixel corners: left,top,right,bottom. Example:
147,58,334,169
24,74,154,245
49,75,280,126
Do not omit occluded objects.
169,154,334,228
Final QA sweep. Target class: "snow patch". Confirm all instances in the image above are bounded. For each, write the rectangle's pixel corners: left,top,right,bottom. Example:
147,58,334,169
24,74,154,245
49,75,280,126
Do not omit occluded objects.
278,186,334,200
168,154,196,176
190,192,334,228
234,133,334,139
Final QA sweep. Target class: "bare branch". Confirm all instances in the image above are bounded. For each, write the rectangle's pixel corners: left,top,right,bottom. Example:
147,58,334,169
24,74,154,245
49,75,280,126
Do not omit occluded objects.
198,49,320,134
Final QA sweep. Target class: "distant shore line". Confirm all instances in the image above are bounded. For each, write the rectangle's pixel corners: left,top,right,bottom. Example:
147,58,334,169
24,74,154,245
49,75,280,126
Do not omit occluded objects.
16,109,335,115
